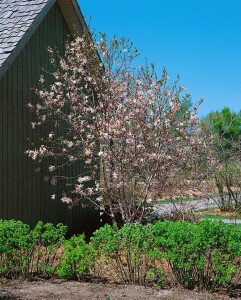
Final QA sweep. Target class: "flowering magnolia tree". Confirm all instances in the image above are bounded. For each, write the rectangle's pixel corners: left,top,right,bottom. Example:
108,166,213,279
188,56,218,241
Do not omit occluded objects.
27,32,209,225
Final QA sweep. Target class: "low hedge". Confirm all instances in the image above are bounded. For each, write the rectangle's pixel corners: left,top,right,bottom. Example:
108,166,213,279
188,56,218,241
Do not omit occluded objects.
90,223,164,285
152,220,241,290
57,234,95,280
0,220,67,278
1,219,241,291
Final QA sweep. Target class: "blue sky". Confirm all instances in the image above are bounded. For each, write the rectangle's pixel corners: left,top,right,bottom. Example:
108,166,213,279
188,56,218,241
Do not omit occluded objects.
79,0,241,117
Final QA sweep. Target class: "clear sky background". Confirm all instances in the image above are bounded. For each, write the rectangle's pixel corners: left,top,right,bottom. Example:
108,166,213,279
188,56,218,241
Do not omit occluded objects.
79,0,241,118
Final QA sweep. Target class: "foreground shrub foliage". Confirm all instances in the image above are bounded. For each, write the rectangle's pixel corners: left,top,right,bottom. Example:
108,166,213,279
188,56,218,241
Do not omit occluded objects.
91,223,164,285
58,235,95,280
0,220,30,278
152,220,241,290
0,220,67,278
1,219,241,291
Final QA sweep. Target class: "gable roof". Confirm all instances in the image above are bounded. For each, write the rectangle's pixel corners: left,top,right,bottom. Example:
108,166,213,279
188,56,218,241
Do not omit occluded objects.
0,0,49,68
0,0,87,80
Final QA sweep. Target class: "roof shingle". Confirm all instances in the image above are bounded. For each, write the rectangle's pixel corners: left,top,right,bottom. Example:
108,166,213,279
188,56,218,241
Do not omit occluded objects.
0,0,49,68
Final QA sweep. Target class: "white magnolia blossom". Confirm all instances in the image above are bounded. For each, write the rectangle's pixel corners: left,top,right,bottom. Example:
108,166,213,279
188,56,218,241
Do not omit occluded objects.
78,176,91,183
49,165,56,172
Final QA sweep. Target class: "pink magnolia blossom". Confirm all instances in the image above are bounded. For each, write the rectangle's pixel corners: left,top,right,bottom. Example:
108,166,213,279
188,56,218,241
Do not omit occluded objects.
27,103,35,112
51,177,58,186
26,150,38,160
61,195,72,204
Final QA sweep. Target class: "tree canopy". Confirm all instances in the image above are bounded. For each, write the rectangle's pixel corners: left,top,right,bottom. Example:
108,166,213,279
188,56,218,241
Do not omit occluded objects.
27,33,209,225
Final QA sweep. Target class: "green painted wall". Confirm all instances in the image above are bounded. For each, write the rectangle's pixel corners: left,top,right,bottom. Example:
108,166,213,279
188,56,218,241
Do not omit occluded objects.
0,3,99,236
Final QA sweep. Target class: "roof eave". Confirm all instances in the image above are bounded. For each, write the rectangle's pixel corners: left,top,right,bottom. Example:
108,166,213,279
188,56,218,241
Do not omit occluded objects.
0,0,56,81
58,0,102,65
58,0,88,36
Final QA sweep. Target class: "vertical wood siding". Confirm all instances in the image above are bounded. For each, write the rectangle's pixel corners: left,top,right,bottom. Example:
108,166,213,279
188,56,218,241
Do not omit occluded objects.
0,3,99,236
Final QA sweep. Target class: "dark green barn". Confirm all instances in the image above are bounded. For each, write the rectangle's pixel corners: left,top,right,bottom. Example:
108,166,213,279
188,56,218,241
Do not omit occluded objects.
0,0,99,235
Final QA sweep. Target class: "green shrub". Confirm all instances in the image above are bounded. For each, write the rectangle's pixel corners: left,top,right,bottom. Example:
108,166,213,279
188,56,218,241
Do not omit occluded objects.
152,220,241,290
0,220,67,278
2,218,241,291
58,235,95,280
0,220,31,278
91,223,164,285
29,221,67,277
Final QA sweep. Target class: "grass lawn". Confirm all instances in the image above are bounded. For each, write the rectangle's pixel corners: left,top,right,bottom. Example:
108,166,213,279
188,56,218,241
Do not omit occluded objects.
200,214,241,220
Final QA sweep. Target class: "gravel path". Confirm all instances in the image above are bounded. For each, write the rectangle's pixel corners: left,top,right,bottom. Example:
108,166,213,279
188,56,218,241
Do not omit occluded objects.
155,198,218,216
155,198,241,224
